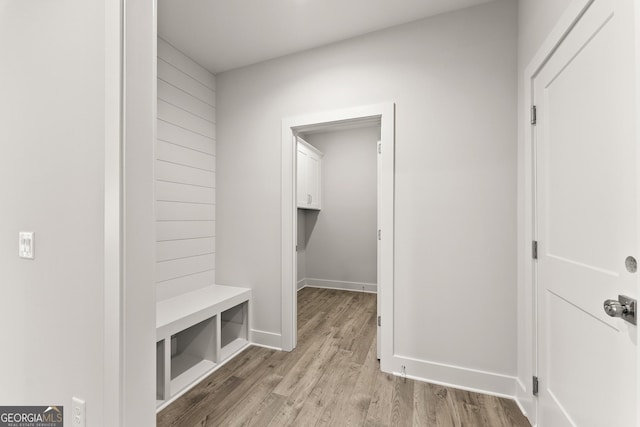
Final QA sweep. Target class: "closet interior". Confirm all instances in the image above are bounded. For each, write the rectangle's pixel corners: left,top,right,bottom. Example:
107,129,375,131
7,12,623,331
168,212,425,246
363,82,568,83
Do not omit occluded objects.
296,123,380,296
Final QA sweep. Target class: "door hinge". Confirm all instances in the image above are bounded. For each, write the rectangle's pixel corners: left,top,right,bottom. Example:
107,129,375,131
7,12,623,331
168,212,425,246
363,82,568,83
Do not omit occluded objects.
532,240,538,260
378,229,381,240
378,142,381,154
377,315,381,327
532,376,539,396
531,105,537,125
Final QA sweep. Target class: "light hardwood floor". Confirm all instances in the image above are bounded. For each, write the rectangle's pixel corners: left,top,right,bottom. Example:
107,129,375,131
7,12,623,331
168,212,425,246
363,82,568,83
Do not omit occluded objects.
158,287,531,427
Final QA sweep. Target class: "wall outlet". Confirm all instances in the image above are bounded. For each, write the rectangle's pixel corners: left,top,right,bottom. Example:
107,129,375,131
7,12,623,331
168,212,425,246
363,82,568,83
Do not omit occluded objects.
72,397,85,427
18,231,35,259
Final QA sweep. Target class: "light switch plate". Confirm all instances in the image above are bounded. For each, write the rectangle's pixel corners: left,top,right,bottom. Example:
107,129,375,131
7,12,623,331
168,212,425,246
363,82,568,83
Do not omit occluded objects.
18,232,35,259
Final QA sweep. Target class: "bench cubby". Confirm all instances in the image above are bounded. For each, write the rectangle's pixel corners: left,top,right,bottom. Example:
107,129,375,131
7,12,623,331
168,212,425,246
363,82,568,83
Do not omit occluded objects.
220,301,249,360
156,284,251,409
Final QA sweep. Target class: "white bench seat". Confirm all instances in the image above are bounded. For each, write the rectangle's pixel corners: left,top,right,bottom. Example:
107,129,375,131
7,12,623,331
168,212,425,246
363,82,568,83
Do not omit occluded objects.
156,284,251,410
157,284,251,340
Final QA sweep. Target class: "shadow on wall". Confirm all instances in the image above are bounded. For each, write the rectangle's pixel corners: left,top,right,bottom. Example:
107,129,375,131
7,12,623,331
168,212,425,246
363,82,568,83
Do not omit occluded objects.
296,208,319,253
302,210,319,249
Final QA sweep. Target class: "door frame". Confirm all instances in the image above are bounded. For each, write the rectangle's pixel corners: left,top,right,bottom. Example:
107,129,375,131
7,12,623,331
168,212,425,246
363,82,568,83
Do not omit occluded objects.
281,103,395,370
105,0,157,424
520,0,640,423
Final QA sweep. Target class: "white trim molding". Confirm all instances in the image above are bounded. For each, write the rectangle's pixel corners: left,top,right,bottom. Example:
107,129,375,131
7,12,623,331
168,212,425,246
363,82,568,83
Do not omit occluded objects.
105,0,158,424
250,329,283,350
103,0,124,424
303,278,377,293
390,354,518,399
514,378,532,422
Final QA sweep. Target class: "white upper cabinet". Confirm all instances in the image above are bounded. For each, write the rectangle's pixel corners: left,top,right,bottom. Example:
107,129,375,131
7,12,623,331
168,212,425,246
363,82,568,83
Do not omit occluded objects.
297,138,323,210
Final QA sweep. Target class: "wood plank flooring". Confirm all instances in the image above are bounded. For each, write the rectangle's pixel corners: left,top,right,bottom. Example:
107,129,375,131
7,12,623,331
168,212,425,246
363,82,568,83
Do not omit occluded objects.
158,287,531,427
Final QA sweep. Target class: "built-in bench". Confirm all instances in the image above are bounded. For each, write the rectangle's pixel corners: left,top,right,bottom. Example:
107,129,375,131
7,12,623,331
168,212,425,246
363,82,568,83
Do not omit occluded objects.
155,284,251,410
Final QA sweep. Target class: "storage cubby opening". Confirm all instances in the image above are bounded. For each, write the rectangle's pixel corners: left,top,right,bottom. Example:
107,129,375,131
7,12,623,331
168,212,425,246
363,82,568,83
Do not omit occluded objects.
221,302,248,348
156,340,165,402
170,316,217,393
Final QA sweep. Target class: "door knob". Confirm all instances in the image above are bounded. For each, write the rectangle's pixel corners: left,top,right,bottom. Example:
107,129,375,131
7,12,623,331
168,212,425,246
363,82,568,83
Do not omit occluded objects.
604,300,626,317
603,295,637,325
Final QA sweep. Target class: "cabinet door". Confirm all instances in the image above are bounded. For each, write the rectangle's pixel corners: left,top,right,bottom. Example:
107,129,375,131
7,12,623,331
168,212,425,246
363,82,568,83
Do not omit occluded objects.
306,152,321,209
297,146,309,208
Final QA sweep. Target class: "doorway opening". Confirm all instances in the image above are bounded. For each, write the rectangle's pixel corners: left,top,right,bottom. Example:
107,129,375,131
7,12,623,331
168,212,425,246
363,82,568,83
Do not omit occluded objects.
296,122,379,355
280,103,395,372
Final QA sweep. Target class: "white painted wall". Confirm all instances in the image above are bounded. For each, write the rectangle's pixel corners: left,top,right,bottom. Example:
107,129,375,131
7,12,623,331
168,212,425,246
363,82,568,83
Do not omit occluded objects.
301,126,378,288
0,0,108,422
518,0,574,64
1,1,157,424
156,38,217,301
217,0,517,391
516,0,573,420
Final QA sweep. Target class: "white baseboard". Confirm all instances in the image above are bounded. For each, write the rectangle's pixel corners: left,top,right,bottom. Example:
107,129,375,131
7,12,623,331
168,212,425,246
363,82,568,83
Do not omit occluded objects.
386,354,517,400
303,278,377,293
250,328,282,350
297,279,306,291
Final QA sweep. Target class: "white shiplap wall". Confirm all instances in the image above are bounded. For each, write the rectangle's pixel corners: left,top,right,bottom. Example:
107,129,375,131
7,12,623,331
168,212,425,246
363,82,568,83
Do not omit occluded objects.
156,38,216,301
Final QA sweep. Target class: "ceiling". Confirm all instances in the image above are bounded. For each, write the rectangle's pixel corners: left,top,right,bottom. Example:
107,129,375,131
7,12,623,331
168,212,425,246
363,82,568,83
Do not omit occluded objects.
157,0,496,74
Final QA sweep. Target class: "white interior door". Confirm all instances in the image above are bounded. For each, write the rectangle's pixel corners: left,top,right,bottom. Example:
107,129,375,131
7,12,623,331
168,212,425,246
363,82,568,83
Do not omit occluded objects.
534,0,638,425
